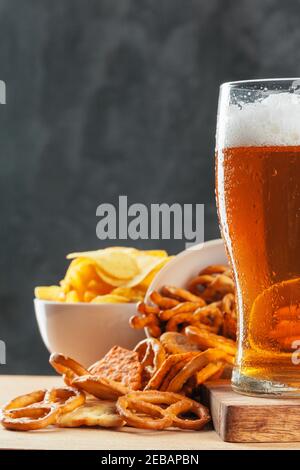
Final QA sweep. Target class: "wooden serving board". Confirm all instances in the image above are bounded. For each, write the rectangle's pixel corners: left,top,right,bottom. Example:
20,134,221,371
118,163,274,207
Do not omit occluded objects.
202,380,300,443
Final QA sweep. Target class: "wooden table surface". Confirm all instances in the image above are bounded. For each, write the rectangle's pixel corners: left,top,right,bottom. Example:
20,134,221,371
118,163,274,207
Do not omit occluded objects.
1,375,300,450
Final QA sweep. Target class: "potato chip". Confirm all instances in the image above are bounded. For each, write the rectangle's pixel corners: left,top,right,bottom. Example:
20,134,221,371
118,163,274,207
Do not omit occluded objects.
34,286,65,302
111,287,145,302
138,257,172,291
89,345,142,390
67,250,139,280
65,290,80,303
91,294,130,304
35,246,170,303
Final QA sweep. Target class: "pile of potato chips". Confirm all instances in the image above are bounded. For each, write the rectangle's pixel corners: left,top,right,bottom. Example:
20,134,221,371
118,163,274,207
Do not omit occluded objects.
35,247,171,303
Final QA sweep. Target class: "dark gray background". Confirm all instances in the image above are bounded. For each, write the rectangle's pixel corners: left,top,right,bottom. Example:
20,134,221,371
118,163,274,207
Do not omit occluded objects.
1,0,299,374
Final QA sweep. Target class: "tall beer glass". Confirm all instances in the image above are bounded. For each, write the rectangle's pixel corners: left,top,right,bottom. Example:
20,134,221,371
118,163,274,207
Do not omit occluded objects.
216,79,300,396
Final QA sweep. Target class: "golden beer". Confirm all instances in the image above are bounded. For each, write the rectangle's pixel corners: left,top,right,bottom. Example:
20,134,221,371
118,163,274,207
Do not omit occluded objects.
216,80,300,395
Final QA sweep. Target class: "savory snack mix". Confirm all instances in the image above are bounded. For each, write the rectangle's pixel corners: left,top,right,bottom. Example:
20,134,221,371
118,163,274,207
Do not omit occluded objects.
1,263,237,433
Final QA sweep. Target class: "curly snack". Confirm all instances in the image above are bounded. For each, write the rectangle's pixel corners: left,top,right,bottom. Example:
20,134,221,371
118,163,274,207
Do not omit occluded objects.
2,265,238,434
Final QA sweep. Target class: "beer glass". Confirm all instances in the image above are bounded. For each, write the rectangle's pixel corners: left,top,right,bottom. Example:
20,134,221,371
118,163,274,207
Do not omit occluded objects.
216,79,300,396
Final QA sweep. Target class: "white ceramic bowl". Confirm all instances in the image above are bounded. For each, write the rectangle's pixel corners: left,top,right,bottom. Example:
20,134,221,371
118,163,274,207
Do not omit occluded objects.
34,300,144,367
145,239,227,334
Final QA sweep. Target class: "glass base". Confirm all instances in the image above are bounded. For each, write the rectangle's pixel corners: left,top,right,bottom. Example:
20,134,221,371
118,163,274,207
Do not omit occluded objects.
232,369,300,398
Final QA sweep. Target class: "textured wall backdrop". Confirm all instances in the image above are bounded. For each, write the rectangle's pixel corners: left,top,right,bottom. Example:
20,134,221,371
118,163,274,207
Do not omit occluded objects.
1,0,300,373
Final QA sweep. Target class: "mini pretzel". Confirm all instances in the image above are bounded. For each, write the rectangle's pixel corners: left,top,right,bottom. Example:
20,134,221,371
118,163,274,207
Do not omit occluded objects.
160,332,199,355
116,391,210,431
2,389,46,412
195,361,225,385
166,348,232,392
1,386,85,431
149,291,180,309
159,301,206,321
146,324,162,338
185,326,237,356
71,375,129,400
188,273,235,301
1,389,58,431
137,301,160,315
165,313,195,332
161,286,204,303
222,293,235,315
198,264,229,275
166,398,210,430
49,353,89,385
1,404,59,431
117,392,173,430
193,304,223,331
134,338,166,384
145,352,199,391
44,387,85,415
160,356,193,391
130,315,161,337
129,313,158,329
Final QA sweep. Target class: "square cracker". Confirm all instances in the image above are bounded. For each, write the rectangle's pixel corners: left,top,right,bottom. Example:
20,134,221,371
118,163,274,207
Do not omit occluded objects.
89,345,142,390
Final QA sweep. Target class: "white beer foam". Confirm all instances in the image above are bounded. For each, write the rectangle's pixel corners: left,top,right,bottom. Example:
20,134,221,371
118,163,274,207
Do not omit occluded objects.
217,93,300,148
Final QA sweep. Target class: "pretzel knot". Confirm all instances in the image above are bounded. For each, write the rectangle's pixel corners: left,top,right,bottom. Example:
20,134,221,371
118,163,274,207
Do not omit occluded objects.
1,386,85,431
44,387,85,415
134,338,166,386
49,353,89,386
116,391,210,431
188,272,234,302
1,404,59,431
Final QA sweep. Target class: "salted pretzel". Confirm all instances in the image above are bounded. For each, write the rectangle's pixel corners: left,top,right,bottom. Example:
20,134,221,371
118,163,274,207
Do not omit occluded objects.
1,386,85,431
137,301,160,315
44,387,85,415
1,404,58,431
188,272,234,302
71,375,129,400
130,313,161,338
134,338,166,385
161,286,205,303
160,332,199,355
49,353,89,385
193,304,223,332
221,293,237,340
185,325,236,356
159,301,206,321
165,348,233,393
149,291,180,309
116,391,210,431
145,352,199,391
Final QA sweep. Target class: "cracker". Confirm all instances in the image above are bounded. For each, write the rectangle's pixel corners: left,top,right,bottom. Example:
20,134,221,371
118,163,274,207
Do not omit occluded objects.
57,399,125,428
89,346,142,390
